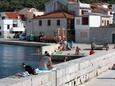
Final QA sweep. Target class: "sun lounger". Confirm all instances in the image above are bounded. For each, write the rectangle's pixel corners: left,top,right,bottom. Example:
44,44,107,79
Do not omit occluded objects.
91,43,109,50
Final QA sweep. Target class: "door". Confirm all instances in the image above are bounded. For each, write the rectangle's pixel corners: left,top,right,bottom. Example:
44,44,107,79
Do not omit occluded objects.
112,34,115,43
67,19,75,42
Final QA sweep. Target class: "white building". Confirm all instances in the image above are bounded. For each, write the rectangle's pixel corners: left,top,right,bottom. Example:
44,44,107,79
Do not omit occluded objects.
0,12,25,38
75,14,112,43
26,11,75,41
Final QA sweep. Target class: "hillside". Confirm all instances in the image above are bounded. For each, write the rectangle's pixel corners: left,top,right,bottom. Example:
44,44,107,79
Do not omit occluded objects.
0,0,114,12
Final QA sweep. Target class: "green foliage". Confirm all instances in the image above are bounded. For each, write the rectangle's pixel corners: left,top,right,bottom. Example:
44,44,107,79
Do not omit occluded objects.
0,0,48,11
0,0,114,12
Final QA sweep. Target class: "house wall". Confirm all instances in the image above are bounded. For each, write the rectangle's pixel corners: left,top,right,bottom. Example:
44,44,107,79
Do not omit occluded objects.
2,19,12,38
112,4,115,12
101,16,113,26
10,20,25,32
79,3,91,16
112,4,115,23
0,20,4,37
26,18,67,37
113,13,115,24
45,0,59,13
67,3,82,16
75,15,102,29
75,28,90,43
89,15,101,27
75,16,101,43
75,17,89,43
45,0,91,16
90,27,115,44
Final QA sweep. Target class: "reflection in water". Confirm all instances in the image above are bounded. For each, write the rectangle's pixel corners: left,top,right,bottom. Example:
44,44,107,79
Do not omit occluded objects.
0,44,39,78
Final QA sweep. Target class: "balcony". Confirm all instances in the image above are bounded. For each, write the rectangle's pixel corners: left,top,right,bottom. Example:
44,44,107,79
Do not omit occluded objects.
10,27,25,32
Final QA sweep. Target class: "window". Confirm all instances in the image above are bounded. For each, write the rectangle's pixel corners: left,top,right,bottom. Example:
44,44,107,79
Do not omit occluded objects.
79,32,88,38
7,25,10,29
2,16,5,20
76,19,80,25
81,10,84,15
102,20,104,23
47,20,51,26
104,21,106,26
82,17,89,25
0,32,1,35
57,20,60,26
13,21,18,27
13,24,17,27
107,20,109,25
39,20,42,26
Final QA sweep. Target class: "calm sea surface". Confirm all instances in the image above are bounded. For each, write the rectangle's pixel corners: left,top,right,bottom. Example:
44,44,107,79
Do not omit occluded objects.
0,44,40,78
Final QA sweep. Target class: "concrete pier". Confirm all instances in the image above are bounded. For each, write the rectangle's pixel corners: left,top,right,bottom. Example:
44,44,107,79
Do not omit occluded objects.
0,49,115,86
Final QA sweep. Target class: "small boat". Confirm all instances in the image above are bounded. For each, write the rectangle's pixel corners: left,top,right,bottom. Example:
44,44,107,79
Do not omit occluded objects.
51,53,86,62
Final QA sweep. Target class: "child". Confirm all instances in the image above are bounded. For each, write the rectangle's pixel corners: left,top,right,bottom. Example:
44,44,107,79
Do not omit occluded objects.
75,46,81,55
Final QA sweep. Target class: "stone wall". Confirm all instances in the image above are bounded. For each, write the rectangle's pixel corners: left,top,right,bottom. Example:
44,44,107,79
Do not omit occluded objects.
90,27,115,44
0,50,115,86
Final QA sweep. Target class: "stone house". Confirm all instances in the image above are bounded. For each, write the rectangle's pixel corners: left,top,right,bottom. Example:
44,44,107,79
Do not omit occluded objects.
26,11,75,41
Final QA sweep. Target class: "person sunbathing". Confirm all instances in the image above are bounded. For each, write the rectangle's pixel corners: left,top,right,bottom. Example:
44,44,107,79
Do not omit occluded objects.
22,63,35,75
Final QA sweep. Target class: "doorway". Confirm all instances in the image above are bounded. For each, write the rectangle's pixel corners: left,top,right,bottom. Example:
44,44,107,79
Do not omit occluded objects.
67,19,75,42
112,34,115,43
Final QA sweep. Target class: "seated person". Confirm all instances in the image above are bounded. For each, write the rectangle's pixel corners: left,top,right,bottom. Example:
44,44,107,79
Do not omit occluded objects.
66,43,71,50
22,63,35,75
39,51,53,70
58,43,64,51
112,64,115,70
103,43,109,51
75,46,81,55
91,42,96,50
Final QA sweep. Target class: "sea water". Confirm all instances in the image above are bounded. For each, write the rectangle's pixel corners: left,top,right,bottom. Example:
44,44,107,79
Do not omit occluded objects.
0,44,40,78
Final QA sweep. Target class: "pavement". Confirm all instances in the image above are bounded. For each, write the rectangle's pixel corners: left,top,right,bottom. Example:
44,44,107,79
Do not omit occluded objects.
80,70,115,86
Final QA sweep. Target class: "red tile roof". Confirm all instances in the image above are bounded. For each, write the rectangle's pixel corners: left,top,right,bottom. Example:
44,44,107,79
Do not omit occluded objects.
68,0,76,2
5,12,19,19
34,11,74,19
